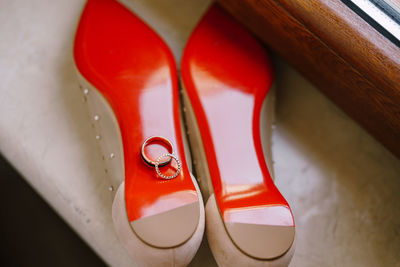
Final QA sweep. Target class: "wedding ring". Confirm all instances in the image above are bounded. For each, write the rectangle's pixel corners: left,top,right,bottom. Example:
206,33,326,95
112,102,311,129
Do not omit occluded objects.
141,136,174,167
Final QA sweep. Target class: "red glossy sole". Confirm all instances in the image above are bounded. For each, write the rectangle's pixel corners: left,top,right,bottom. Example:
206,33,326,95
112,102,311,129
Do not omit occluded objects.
74,0,200,248
181,4,295,260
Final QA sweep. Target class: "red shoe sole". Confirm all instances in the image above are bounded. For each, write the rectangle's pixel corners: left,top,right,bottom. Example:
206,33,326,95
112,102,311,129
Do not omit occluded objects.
181,3,295,261
74,0,201,250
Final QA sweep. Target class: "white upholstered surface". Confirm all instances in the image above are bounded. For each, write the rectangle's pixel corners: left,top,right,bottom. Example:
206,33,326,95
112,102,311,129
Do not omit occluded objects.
0,0,399,266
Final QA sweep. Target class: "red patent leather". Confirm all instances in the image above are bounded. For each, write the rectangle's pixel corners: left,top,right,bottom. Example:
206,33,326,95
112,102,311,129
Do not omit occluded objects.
74,0,197,222
181,5,294,226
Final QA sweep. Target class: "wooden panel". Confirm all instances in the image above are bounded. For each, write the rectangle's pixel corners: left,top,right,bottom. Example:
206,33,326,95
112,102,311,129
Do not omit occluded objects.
217,0,400,157
276,0,400,102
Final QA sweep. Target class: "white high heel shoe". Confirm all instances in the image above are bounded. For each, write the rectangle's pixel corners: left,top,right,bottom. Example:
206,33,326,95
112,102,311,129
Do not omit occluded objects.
181,4,296,266
74,0,204,265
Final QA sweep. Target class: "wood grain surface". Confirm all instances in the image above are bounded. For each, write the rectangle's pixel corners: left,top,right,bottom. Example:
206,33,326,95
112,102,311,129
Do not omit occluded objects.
217,0,400,157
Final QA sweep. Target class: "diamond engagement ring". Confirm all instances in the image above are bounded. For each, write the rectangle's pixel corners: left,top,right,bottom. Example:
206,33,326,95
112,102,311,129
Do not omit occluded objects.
155,153,182,180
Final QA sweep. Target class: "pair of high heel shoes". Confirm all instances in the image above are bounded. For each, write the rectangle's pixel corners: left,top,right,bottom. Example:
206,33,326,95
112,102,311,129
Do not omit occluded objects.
74,0,295,266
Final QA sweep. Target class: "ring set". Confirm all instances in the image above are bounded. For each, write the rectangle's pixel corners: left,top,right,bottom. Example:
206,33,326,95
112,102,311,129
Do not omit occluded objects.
141,136,181,180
